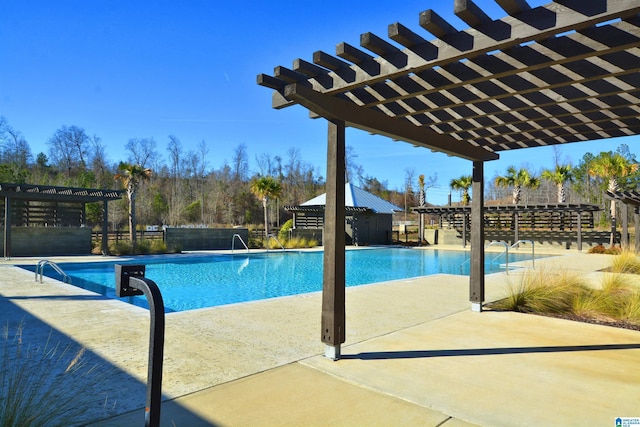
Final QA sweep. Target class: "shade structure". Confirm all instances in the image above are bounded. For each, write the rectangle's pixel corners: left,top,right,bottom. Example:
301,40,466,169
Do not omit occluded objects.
259,0,640,160
0,183,124,257
257,0,640,357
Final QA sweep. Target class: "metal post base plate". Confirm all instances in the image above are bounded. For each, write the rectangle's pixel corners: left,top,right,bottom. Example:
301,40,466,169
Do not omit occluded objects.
324,344,341,361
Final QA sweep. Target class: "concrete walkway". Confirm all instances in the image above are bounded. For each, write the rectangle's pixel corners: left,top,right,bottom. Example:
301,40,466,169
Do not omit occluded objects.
1,249,638,426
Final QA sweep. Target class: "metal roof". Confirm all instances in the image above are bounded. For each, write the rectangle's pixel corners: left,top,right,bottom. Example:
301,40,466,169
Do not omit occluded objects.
258,0,640,162
298,183,402,214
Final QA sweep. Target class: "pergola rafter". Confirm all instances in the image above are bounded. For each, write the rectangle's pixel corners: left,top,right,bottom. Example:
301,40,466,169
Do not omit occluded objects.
258,0,640,359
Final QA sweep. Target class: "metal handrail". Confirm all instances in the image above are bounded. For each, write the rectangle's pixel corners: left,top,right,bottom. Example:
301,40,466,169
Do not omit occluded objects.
510,239,535,269
459,240,507,272
266,234,285,251
460,240,533,275
486,241,509,273
35,260,71,284
231,234,250,253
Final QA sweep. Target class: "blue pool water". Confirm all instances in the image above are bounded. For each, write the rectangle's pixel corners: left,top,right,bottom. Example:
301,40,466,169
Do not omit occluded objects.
23,248,535,312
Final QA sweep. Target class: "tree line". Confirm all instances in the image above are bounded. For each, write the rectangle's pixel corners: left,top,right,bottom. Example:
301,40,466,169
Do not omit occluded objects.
1,116,639,232
0,117,329,230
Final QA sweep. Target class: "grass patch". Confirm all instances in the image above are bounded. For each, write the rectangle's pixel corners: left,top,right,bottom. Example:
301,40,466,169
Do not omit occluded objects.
489,265,640,330
254,236,319,250
610,250,640,274
108,239,173,255
491,268,585,315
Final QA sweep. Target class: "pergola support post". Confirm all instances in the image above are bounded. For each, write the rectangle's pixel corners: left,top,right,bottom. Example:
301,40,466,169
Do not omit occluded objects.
635,207,640,253
513,212,519,246
102,200,109,256
470,161,485,312
621,202,629,250
322,119,346,360
462,213,467,248
4,196,11,259
577,211,583,251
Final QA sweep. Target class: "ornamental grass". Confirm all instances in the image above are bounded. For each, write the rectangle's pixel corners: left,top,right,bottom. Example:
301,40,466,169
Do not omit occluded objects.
1,323,116,426
490,256,640,329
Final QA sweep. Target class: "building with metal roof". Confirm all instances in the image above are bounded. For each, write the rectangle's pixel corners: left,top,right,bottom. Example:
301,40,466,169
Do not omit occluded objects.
286,183,402,245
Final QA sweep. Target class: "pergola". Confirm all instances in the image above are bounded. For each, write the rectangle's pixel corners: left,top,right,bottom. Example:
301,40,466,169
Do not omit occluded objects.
258,0,640,359
606,190,640,251
0,183,124,257
413,203,601,250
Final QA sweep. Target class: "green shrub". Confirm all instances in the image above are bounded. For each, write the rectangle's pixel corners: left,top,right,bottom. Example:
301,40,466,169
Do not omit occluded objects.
109,241,132,255
108,239,169,255
278,219,294,242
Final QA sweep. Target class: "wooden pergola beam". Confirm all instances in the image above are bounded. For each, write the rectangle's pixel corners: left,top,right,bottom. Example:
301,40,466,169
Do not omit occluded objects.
283,83,498,162
496,0,531,16
269,0,640,99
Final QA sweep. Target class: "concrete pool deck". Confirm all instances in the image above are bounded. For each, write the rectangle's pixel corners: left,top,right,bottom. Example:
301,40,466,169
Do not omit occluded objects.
0,247,639,426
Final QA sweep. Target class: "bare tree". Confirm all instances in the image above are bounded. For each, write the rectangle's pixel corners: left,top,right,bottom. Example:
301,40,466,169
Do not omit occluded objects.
126,137,159,169
89,135,112,188
232,143,249,182
345,145,364,185
0,117,32,182
47,125,91,178
166,135,185,225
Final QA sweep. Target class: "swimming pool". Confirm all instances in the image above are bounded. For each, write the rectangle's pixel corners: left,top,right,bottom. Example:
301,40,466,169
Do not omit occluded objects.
23,248,535,312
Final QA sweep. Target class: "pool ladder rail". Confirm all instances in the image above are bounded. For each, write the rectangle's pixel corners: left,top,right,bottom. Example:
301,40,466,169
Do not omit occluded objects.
232,233,250,253
460,240,535,274
35,259,72,284
266,234,285,252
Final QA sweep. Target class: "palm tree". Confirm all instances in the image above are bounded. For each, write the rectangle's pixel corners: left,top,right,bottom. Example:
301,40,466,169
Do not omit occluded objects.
450,175,472,206
588,152,638,246
250,176,283,238
114,162,152,244
418,174,425,207
541,164,574,203
494,166,540,205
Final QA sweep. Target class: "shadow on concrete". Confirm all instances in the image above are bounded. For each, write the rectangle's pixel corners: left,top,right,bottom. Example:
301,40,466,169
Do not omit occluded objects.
342,343,640,360
0,295,217,426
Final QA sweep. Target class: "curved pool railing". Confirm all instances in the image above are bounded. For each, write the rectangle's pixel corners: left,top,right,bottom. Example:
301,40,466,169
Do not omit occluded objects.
35,260,72,284
486,240,510,273
510,239,535,269
266,234,285,252
231,234,250,253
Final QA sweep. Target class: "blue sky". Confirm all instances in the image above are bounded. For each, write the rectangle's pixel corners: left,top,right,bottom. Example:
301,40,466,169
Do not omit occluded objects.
1,0,637,205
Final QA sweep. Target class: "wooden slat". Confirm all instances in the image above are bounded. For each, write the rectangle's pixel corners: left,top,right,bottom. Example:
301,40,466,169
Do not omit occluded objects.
257,73,286,90
495,0,531,15
454,0,492,28
273,66,307,83
420,9,458,38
